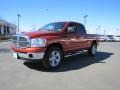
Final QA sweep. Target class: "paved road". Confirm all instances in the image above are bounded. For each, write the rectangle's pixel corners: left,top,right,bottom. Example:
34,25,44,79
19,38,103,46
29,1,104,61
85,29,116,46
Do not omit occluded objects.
0,41,120,90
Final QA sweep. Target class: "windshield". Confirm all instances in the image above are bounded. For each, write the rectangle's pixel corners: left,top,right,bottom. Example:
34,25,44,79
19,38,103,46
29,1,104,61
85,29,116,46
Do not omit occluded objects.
39,22,65,32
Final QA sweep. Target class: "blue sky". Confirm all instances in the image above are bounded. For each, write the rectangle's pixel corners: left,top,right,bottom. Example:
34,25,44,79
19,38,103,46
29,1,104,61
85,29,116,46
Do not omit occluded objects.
0,0,120,35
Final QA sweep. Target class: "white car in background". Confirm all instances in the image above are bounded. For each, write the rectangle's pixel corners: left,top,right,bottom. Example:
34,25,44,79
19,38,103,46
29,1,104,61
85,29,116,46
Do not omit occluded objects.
114,36,120,42
99,35,106,41
106,35,115,41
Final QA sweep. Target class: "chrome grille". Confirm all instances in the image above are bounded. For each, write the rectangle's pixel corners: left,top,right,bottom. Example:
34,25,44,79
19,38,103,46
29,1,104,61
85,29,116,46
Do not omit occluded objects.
12,35,30,48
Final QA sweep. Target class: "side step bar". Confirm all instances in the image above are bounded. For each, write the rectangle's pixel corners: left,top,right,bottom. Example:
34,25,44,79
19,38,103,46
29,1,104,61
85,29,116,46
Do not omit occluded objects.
64,50,87,58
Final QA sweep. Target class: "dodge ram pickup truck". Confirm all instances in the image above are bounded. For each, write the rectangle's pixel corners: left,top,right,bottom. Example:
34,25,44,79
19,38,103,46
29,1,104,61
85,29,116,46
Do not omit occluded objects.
11,21,99,70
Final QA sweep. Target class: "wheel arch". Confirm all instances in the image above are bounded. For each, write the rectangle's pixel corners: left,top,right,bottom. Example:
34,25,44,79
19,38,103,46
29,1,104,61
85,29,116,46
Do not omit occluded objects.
46,43,64,53
92,40,97,46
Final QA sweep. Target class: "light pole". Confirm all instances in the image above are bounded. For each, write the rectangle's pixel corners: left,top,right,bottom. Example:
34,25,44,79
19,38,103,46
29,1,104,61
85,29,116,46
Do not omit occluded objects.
98,25,101,35
116,28,119,36
103,29,106,36
17,14,21,33
83,15,88,28
96,28,98,34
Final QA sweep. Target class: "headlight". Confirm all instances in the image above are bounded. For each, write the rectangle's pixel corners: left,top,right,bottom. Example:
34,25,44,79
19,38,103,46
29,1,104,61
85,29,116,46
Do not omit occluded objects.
31,38,46,47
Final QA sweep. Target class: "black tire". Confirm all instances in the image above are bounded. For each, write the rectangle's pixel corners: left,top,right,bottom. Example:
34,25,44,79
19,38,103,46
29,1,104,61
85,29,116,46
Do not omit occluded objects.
88,43,97,56
42,47,63,70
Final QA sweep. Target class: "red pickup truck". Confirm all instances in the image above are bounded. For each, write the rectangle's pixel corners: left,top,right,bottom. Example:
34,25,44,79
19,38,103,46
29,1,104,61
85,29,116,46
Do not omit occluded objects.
11,21,99,69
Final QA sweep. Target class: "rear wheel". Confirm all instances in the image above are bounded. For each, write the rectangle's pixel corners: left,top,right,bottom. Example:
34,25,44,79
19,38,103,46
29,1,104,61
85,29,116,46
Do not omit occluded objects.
42,47,63,70
88,43,97,56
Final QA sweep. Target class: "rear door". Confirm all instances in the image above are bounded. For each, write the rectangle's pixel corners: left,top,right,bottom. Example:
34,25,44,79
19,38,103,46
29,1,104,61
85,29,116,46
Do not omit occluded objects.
75,23,89,49
64,23,82,51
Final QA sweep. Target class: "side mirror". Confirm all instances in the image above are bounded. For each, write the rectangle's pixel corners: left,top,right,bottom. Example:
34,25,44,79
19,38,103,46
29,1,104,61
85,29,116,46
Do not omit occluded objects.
68,26,75,33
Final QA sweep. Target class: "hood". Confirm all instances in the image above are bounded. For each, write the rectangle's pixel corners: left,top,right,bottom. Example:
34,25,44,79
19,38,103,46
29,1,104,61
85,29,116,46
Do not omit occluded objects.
23,30,62,38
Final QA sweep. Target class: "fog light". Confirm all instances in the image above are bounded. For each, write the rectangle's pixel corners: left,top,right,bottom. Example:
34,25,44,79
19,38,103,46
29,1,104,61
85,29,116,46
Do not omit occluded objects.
29,54,33,58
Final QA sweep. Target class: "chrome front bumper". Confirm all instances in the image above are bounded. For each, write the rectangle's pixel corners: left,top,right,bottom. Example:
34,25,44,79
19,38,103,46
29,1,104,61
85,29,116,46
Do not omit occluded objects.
12,52,45,60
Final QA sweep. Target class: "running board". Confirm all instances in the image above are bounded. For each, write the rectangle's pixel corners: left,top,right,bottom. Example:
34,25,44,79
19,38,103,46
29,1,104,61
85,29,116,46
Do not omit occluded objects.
64,50,87,58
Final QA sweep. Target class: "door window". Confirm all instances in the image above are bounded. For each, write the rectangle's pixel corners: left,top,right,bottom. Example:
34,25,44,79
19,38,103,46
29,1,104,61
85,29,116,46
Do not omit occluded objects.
76,24,86,35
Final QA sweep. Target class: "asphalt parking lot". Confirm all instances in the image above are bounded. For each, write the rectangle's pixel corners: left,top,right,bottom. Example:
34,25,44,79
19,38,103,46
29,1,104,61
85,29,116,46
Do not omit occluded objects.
0,41,120,90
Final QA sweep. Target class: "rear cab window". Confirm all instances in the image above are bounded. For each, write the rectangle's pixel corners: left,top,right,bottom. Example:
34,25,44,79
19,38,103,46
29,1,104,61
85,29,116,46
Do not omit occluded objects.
76,23,86,35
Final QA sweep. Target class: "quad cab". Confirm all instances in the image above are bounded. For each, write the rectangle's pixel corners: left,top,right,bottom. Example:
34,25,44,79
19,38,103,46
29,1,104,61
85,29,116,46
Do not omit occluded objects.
11,21,99,70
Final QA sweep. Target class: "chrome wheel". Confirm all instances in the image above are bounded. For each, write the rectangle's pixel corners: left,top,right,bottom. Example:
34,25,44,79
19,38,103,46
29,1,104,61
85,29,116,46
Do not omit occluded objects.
92,44,97,55
42,47,63,70
88,43,97,56
49,50,61,67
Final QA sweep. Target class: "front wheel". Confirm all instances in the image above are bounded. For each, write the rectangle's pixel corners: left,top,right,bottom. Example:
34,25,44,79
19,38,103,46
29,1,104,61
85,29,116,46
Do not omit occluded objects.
42,47,63,70
88,43,97,56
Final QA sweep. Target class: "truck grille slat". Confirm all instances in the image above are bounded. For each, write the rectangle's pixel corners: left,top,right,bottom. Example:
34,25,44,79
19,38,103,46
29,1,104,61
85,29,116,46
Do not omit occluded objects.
12,35,30,48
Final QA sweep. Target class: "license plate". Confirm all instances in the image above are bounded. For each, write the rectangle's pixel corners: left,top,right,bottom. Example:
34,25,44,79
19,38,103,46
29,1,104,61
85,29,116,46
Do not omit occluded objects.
13,53,18,58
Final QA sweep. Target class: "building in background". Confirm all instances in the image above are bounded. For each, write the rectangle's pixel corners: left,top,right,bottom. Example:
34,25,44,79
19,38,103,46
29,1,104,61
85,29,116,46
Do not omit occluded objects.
0,19,17,39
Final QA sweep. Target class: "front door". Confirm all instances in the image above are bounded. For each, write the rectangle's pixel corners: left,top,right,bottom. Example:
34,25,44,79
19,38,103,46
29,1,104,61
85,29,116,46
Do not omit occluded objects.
76,23,89,49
